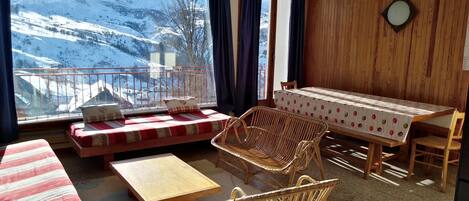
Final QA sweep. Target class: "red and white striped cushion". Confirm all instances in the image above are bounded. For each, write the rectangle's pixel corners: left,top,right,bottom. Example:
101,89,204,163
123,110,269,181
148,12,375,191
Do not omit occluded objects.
0,140,80,201
70,109,230,147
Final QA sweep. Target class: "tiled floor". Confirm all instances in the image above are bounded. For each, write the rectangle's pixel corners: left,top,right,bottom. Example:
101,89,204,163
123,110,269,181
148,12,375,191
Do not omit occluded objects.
55,140,457,201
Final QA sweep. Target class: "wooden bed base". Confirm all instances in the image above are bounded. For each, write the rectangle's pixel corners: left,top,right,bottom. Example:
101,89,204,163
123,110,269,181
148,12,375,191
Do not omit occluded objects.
67,132,217,167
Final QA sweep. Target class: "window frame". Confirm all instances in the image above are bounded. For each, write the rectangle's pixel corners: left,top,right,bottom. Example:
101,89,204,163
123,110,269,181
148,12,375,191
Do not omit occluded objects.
257,0,276,106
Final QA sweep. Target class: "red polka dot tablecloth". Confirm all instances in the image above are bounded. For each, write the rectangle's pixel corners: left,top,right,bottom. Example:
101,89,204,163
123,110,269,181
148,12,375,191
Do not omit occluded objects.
274,87,454,142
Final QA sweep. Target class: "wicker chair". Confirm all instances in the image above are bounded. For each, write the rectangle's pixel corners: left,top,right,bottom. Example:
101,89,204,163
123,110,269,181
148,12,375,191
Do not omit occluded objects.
212,106,328,186
228,175,339,201
281,81,298,90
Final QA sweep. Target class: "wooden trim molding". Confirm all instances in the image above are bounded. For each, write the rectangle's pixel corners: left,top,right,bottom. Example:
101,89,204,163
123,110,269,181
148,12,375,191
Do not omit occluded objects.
266,0,277,106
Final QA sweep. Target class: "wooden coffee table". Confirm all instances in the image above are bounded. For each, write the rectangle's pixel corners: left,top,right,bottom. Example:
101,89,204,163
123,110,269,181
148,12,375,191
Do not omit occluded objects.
110,153,221,201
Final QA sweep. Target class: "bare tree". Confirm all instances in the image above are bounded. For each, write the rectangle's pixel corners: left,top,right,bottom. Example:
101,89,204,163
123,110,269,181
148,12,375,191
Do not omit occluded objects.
162,0,210,66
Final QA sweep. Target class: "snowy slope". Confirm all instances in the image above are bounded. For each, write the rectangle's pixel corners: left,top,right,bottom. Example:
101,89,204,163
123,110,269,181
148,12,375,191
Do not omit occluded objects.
11,0,269,68
10,0,174,68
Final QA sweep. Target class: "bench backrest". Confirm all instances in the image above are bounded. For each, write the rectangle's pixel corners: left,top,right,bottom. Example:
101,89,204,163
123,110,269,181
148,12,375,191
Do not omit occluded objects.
239,106,328,164
228,175,339,201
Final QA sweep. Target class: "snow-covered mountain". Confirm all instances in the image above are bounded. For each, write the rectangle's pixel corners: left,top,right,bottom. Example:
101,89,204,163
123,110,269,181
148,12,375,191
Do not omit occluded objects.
10,0,177,68
11,0,269,69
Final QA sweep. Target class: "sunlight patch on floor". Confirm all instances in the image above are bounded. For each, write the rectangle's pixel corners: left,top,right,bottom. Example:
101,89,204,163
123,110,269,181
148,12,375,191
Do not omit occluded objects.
327,156,401,186
416,179,435,186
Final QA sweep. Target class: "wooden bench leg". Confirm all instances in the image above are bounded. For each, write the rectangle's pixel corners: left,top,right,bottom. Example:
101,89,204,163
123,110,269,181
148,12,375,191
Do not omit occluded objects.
314,144,326,180
240,161,251,184
216,151,222,168
288,171,297,186
406,141,417,179
373,144,383,175
127,189,135,198
103,154,114,169
398,139,410,162
364,143,375,179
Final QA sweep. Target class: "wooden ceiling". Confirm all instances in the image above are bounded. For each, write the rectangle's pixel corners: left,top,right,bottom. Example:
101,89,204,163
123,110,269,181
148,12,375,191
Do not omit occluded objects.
304,0,469,110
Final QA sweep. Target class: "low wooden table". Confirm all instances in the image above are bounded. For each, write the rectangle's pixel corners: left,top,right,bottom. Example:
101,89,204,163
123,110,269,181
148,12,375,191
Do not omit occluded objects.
110,153,221,201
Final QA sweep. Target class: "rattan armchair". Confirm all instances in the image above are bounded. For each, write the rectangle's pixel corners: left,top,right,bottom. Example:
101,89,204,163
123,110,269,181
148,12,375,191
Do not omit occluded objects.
228,175,339,201
212,106,329,186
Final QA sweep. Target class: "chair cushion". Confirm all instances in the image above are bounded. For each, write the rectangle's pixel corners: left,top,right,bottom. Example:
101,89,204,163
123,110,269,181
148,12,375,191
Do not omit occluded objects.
70,109,230,147
414,135,461,150
80,103,124,123
164,97,200,114
0,140,80,200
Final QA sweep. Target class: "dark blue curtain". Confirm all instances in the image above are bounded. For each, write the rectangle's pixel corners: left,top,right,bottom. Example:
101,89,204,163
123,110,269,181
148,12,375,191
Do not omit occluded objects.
0,0,19,143
287,0,305,87
209,0,236,114
235,0,262,116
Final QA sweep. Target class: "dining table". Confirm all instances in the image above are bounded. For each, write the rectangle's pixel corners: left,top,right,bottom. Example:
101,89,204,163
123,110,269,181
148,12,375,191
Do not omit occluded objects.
274,87,455,178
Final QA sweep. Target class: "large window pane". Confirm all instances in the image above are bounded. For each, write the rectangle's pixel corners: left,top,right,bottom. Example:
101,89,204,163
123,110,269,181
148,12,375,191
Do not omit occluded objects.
258,0,270,99
11,0,216,121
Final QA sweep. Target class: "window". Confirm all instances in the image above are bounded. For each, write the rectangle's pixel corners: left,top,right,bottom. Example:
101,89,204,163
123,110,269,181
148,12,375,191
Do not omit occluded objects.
258,0,270,99
11,0,216,121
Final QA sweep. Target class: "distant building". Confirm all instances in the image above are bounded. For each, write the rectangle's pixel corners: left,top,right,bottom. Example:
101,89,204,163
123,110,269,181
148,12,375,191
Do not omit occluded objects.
149,43,176,79
14,72,59,117
67,80,134,112
150,52,177,68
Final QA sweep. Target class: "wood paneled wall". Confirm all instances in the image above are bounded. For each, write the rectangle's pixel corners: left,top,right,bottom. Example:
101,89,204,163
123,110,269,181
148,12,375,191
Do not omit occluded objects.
304,0,469,110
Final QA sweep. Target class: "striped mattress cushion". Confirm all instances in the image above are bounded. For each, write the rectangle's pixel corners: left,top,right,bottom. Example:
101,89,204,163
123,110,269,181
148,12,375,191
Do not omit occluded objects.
70,109,230,147
0,140,80,201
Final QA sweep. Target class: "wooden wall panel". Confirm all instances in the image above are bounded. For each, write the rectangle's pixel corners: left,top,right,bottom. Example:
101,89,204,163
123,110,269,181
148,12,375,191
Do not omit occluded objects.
304,0,469,110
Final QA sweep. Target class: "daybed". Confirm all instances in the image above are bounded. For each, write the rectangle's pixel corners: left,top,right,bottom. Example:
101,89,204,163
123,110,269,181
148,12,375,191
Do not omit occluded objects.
0,139,80,200
68,109,230,164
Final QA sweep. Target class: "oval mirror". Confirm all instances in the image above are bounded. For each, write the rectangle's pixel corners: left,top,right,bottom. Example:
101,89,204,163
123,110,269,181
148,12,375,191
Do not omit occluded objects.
387,1,411,26
382,0,417,32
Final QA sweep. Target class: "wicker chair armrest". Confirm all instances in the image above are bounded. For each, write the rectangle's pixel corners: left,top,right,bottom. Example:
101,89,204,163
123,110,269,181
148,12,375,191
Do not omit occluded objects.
224,117,247,129
230,187,247,199
296,175,319,186
215,117,249,144
283,140,317,173
211,129,228,145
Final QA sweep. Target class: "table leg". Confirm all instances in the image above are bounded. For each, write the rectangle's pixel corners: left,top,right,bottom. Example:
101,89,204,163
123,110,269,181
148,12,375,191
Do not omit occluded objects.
364,143,376,179
398,143,410,162
372,144,383,175
103,154,114,170
127,189,136,198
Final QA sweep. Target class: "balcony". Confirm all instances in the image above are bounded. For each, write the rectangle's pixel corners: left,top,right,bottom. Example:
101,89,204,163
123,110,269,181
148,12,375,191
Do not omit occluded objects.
14,66,268,122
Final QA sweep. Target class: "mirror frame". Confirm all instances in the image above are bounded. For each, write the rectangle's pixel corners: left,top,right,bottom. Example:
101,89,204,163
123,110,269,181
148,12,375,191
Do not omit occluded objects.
382,0,417,33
